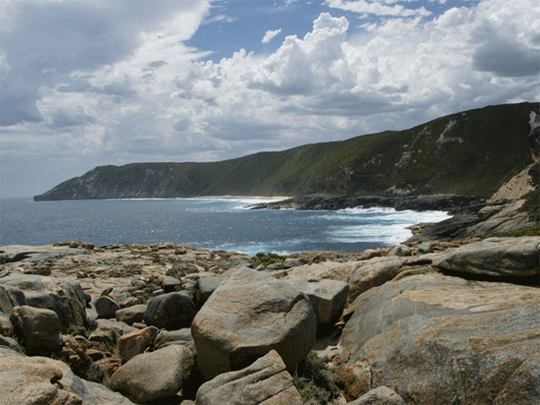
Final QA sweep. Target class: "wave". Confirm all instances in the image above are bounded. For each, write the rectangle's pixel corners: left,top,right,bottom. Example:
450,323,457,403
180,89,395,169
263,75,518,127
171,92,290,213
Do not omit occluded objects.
327,210,450,246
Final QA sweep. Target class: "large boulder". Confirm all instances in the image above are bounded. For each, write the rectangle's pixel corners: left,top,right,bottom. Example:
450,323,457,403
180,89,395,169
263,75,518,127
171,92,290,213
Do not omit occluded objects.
338,273,540,404
284,276,349,325
432,236,540,279
10,305,63,352
0,346,135,405
0,274,87,331
109,344,194,404
192,268,317,380
143,291,197,330
195,350,303,405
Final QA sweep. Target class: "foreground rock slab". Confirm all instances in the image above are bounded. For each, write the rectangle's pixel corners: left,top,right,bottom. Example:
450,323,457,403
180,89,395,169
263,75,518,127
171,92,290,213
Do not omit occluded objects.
195,350,303,405
339,273,540,404
192,268,317,380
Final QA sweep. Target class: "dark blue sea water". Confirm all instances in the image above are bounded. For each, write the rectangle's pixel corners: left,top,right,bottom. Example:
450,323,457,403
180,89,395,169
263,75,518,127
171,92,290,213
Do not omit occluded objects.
0,198,449,256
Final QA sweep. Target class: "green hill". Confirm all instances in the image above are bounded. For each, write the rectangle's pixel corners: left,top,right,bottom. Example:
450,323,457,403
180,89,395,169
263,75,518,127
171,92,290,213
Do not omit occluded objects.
34,102,540,201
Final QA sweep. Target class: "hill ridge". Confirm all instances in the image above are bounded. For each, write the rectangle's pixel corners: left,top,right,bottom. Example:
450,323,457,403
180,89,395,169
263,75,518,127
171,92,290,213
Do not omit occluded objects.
34,102,540,201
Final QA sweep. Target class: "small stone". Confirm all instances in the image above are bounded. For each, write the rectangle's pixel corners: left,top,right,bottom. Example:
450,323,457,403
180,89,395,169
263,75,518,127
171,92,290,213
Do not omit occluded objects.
118,326,159,363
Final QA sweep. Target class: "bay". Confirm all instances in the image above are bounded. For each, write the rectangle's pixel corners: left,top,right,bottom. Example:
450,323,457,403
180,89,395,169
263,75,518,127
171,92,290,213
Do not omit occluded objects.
0,197,450,256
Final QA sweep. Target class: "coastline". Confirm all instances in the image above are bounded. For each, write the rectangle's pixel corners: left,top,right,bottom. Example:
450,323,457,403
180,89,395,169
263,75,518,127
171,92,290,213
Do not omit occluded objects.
1,192,539,403
0,197,451,254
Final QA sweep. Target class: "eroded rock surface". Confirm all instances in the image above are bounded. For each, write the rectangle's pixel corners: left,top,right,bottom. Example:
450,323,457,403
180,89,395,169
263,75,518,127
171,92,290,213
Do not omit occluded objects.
339,273,540,404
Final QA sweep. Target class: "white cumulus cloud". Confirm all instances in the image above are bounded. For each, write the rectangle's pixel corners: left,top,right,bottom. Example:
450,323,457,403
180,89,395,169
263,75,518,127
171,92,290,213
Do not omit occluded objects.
262,29,282,44
325,0,431,17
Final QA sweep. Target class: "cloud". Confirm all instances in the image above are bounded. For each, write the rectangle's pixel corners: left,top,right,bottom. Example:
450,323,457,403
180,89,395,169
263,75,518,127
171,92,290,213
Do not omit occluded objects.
473,38,540,77
0,0,212,127
324,0,431,18
469,0,540,78
251,13,350,96
262,29,282,44
49,107,94,129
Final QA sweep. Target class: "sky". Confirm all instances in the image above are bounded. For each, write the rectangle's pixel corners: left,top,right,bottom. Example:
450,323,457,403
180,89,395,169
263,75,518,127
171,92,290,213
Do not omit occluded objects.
0,0,539,198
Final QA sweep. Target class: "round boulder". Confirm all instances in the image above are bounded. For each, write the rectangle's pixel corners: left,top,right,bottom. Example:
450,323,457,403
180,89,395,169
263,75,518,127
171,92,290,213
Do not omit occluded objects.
144,291,197,330
110,344,194,403
10,305,63,352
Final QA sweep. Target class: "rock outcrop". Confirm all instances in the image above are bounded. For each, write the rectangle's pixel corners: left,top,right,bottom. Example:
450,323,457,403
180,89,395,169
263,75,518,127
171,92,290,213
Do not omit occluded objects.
250,193,482,213
0,274,88,331
338,272,540,404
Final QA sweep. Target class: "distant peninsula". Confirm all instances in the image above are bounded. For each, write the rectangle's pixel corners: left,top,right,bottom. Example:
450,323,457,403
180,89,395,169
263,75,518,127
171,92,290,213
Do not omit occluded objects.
34,102,539,202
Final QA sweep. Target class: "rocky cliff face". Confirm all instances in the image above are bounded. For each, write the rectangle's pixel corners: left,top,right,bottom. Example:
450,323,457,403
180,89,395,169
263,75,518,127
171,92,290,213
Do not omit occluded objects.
34,164,201,200
35,102,540,201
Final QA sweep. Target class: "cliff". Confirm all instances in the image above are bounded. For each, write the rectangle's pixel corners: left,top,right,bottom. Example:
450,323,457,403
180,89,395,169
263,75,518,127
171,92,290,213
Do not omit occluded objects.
34,102,540,201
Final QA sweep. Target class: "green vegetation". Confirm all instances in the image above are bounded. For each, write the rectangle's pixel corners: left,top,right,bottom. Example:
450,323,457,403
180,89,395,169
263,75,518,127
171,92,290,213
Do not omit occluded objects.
520,177,540,222
35,102,540,201
293,352,341,405
66,324,91,339
509,224,540,237
484,224,540,239
251,252,287,268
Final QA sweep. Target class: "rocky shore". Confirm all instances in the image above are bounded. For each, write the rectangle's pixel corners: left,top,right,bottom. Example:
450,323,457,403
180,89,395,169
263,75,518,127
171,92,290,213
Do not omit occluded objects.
249,193,484,213
0,197,539,404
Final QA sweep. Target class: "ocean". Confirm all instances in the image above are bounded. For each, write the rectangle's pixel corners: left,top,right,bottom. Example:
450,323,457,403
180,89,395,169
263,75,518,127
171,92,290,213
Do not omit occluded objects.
0,197,450,256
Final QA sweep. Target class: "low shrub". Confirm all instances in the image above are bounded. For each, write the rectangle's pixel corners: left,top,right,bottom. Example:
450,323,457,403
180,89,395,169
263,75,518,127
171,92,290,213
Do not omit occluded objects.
66,324,91,339
293,352,341,404
251,252,286,268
